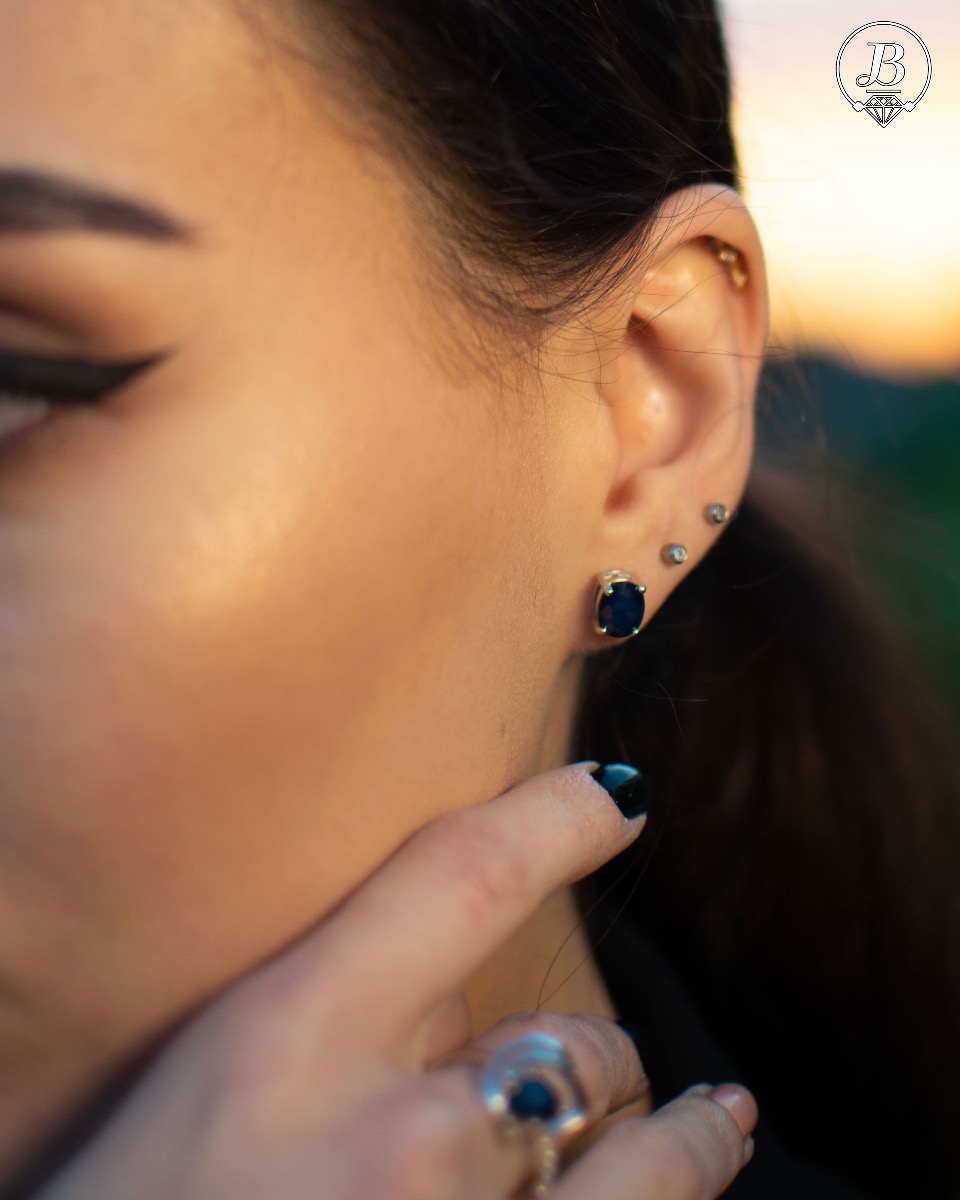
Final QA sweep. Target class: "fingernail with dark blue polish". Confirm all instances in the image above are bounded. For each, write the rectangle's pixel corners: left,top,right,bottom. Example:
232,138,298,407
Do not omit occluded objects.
589,763,648,820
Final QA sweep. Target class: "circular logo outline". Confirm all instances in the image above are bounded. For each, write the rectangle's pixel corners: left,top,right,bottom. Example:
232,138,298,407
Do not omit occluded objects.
836,20,932,115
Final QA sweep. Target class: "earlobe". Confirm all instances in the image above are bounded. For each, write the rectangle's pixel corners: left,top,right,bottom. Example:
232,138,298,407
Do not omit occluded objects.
590,502,737,646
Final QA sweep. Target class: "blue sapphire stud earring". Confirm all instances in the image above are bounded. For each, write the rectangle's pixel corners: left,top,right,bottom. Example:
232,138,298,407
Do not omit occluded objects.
593,570,647,641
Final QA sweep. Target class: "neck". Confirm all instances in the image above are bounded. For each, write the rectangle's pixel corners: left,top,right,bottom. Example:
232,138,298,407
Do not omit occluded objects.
461,885,622,1029
461,654,656,1140
461,654,621,1032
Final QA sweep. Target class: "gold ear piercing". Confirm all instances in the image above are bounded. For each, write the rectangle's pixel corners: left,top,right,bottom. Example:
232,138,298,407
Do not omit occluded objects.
709,237,748,290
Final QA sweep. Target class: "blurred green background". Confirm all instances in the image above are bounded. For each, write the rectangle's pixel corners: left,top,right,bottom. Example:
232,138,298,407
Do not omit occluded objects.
755,354,960,719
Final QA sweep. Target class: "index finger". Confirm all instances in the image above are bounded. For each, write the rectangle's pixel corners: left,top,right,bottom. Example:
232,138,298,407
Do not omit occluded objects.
248,761,646,1045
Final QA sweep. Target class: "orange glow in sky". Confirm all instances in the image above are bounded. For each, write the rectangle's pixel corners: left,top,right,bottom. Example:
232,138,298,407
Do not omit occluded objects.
723,0,959,378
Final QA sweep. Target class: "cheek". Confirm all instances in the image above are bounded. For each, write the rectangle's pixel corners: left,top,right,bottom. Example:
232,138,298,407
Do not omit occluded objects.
0,347,550,1029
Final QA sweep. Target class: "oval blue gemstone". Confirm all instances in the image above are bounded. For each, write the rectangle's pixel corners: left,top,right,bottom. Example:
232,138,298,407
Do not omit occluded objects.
597,581,645,638
508,1079,559,1120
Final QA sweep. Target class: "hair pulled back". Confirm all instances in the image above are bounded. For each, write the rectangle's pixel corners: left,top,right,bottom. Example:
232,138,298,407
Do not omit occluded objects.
245,2,960,1194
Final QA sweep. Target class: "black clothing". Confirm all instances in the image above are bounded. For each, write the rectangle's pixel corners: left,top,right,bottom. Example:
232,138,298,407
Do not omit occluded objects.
589,903,876,1198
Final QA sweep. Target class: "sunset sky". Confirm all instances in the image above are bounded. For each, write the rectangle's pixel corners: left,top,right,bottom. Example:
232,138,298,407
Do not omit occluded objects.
722,0,958,379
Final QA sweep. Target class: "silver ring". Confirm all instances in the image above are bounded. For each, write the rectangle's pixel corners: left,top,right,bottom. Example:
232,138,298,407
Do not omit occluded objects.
478,1032,590,1198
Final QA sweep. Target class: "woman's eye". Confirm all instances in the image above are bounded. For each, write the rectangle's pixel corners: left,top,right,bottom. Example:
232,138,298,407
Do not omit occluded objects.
0,349,163,442
0,392,52,440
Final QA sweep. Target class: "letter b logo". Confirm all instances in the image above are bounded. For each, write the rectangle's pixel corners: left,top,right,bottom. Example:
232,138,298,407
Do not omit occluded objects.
837,22,932,127
855,42,906,88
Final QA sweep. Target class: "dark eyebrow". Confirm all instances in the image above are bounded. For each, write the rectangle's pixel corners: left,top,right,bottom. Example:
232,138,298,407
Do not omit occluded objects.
0,168,196,243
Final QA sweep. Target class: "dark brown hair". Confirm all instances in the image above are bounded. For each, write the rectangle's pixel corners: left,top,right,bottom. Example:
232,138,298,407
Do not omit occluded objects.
246,1,960,1194
572,465,960,1195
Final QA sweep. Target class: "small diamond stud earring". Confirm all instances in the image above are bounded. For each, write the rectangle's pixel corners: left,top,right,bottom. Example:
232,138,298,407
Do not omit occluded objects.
661,543,688,565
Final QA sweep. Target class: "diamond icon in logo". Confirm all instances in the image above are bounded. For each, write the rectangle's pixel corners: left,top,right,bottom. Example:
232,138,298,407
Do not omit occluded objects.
837,22,932,127
864,94,903,126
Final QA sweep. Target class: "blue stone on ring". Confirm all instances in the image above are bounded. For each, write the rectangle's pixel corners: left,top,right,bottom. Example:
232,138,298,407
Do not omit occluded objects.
508,1079,560,1120
596,581,646,639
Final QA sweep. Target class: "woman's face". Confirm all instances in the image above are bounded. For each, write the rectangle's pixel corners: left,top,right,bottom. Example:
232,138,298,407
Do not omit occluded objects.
0,0,621,1167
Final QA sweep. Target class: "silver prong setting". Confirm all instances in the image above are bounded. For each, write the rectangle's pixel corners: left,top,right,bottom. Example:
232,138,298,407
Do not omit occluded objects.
592,570,647,639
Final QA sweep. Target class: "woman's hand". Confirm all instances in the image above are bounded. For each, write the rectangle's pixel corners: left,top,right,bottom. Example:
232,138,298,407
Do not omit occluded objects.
36,762,757,1200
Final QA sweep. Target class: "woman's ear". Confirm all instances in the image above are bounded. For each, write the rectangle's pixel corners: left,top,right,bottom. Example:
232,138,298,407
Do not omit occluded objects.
566,183,770,648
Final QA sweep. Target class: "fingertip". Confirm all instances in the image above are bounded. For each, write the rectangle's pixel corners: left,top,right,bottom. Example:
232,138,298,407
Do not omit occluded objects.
706,1083,759,1139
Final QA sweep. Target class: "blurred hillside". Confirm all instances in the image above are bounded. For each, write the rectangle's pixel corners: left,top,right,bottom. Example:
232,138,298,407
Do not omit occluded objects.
755,353,960,717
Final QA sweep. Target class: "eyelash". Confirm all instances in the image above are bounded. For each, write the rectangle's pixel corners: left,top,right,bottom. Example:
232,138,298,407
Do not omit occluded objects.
0,350,162,445
0,350,160,405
